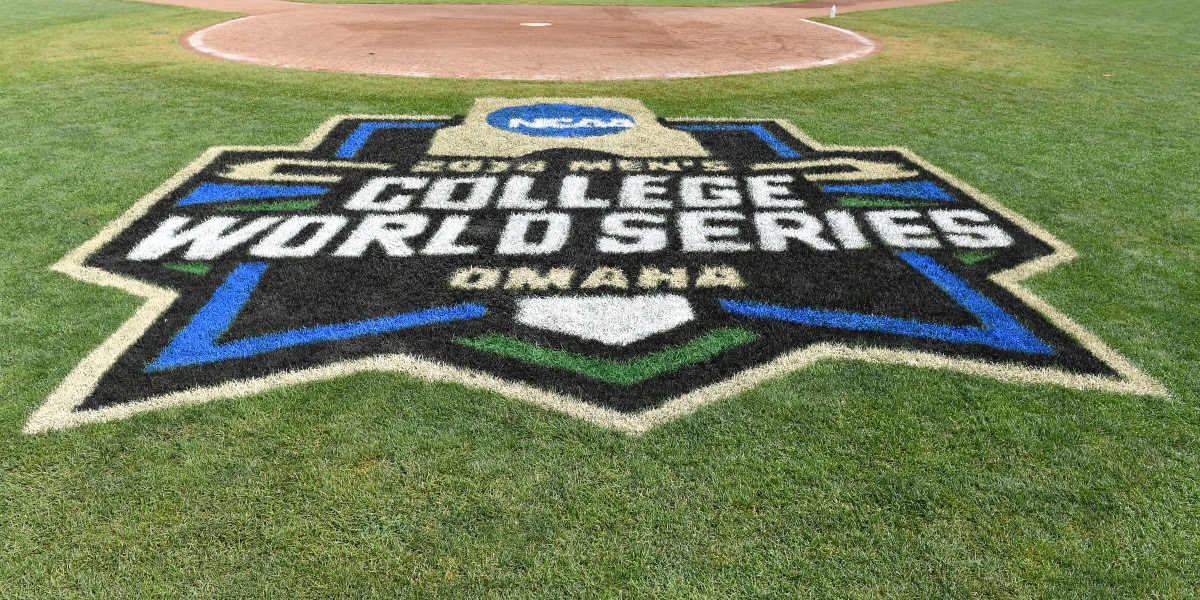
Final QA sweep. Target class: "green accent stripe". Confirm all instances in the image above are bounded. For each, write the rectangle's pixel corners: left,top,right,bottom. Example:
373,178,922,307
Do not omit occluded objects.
838,197,933,208
163,262,211,275
456,328,758,385
956,251,995,265
216,200,319,212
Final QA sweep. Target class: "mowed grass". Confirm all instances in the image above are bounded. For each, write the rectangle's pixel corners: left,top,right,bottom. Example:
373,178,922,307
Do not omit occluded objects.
291,0,790,5
1,0,1198,596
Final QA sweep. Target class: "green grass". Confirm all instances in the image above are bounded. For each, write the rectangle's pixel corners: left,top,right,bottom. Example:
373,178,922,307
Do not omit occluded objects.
163,261,213,275
290,0,794,5
1,0,1198,596
456,329,759,385
215,199,321,211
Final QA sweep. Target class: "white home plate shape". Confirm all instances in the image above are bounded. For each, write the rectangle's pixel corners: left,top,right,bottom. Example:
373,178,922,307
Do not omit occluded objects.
515,295,695,346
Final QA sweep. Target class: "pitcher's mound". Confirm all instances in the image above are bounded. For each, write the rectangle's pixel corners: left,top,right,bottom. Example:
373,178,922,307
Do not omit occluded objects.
185,5,879,80
145,0,961,80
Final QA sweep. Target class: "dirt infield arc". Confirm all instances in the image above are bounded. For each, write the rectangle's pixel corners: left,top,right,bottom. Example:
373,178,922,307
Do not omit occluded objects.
142,0,958,80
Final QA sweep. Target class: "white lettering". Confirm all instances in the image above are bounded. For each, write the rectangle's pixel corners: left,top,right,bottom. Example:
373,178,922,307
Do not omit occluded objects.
754,212,836,251
332,214,429,257
126,216,280,261
597,213,668,253
420,177,497,211
679,211,752,252
680,176,742,208
344,176,429,212
420,215,478,255
929,209,1013,248
497,176,549,210
865,210,941,248
747,175,804,208
619,175,671,209
496,212,572,255
250,216,347,258
558,175,612,209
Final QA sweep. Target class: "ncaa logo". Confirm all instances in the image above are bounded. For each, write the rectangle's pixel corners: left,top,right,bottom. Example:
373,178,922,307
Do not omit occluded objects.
486,103,636,137
26,97,1165,434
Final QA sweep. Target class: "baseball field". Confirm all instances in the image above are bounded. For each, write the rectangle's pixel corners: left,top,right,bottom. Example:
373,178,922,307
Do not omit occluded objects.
1,0,1198,596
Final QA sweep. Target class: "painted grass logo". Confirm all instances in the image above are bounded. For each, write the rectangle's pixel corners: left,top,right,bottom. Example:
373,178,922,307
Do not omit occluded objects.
28,97,1165,434
486,103,636,137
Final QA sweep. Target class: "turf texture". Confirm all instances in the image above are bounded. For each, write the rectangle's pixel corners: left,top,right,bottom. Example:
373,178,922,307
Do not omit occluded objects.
0,0,1198,596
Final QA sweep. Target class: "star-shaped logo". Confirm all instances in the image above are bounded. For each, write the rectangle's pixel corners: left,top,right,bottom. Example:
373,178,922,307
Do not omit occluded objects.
27,98,1165,434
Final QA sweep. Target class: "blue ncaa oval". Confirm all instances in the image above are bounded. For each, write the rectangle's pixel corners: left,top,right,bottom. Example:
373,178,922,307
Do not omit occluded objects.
486,104,636,138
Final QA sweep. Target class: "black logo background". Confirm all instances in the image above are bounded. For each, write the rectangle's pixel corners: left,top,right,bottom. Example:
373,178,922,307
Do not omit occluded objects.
74,117,1118,415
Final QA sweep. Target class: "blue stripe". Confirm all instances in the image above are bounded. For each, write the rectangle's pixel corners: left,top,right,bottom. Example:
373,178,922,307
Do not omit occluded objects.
673,124,802,158
821,181,954,201
335,121,444,159
147,262,486,371
177,184,328,206
721,252,1054,355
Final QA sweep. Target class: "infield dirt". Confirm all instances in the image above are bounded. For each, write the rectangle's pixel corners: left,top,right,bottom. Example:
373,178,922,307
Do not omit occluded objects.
141,0,958,80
